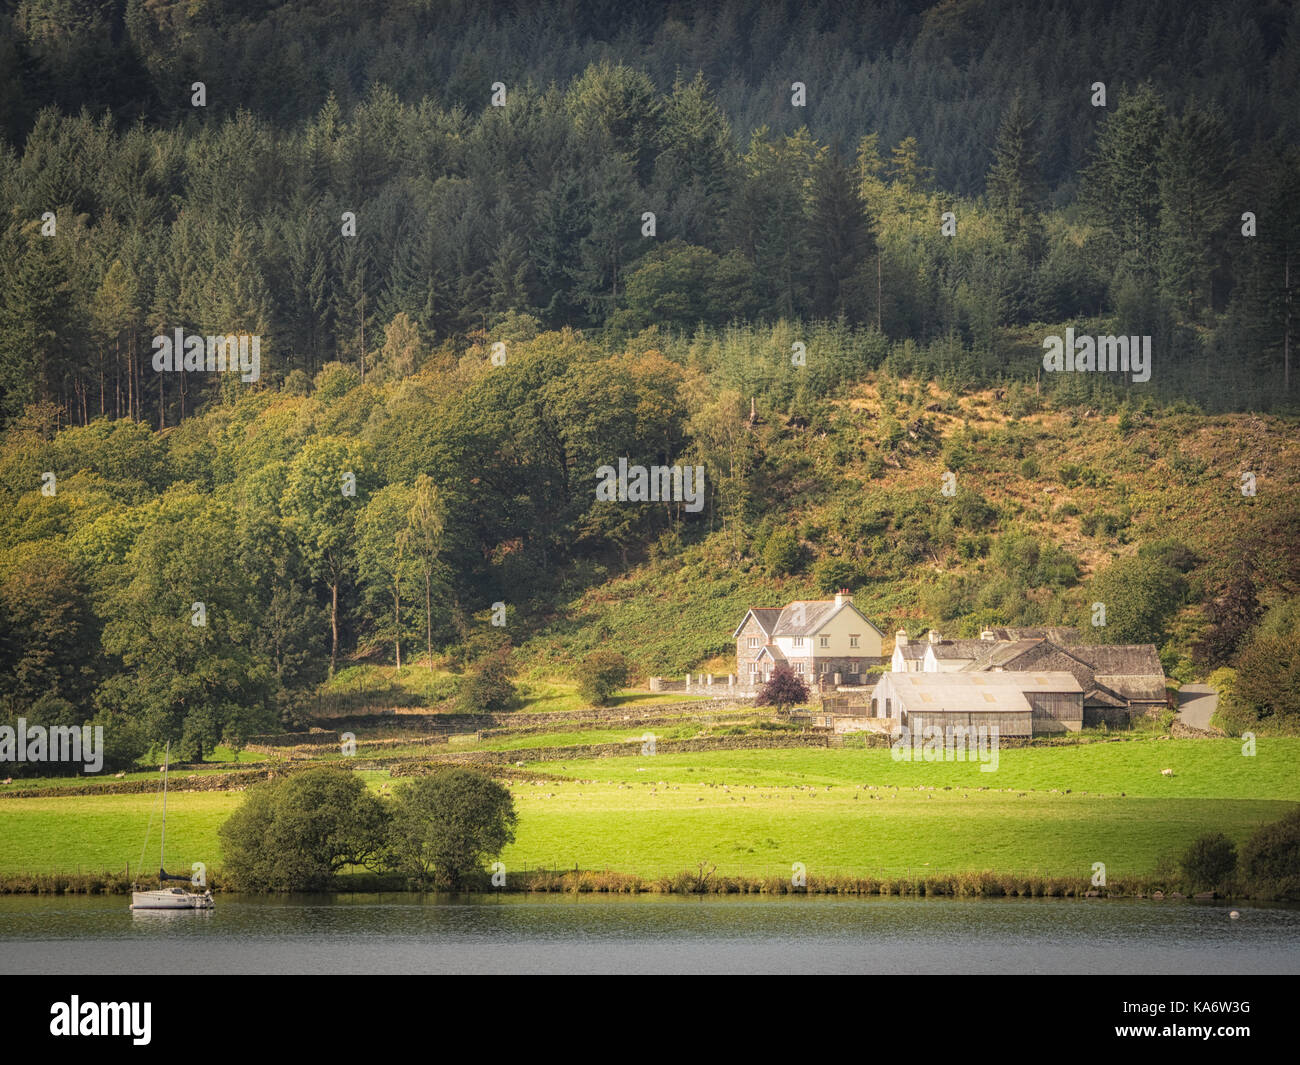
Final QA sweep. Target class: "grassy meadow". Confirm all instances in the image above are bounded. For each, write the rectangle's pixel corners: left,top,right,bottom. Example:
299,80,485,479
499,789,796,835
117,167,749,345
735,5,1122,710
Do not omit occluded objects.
3,736,1295,884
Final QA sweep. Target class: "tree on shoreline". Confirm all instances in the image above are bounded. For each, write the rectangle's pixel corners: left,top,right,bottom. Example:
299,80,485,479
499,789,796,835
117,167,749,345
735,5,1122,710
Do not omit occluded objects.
388,768,517,890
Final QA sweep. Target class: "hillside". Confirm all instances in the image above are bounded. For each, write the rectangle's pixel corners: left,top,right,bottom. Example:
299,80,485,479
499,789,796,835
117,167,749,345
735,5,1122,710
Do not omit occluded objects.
517,374,1300,683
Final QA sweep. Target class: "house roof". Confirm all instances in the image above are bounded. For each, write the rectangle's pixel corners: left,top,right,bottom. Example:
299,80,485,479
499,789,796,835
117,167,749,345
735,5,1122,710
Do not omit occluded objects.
774,600,839,636
1067,644,1164,677
1095,675,1167,702
736,600,885,640
983,626,1081,643
895,643,927,660
880,671,1081,714
755,644,787,663
1083,685,1129,708
732,608,783,639
960,639,1043,670
925,638,992,660
776,600,884,637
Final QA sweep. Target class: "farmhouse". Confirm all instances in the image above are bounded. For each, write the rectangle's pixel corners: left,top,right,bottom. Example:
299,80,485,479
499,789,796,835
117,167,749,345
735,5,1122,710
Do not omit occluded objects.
872,670,1085,738
734,591,886,687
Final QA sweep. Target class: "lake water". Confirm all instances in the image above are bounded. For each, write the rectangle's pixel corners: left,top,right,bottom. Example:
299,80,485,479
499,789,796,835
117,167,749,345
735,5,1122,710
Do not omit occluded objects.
3,894,1298,974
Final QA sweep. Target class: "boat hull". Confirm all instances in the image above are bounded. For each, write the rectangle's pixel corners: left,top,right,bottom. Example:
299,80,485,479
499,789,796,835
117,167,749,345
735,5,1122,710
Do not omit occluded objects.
130,888,214,910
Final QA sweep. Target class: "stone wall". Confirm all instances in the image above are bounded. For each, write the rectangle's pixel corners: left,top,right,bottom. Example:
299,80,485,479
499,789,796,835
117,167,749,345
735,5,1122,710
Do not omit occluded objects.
390,732,836,774
648,675,754,695
246,728,340,749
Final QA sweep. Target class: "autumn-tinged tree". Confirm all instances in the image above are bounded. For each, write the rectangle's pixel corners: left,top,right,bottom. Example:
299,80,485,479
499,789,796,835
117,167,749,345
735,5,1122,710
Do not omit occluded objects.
283,437,372,677
403,473,447,671
357,482,420,670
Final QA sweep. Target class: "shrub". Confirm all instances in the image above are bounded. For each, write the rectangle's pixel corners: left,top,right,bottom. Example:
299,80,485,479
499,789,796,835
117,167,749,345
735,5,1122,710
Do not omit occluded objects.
457,647,519,712
1178,832,1237,891
575,651,630,706
1170,453,1208,482
1019,457,1039,478
1139,537,1201,574
1239,808,1300,901
814,557,861,594
764,527,802,576
1080,510,1125,539
1058,462,1084,487
1231,633,1300,726
861,446,885,479
942,437,970,470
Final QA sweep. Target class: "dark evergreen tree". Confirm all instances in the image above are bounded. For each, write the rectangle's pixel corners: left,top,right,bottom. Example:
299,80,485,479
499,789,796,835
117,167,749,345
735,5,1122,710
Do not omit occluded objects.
986,94,1047,264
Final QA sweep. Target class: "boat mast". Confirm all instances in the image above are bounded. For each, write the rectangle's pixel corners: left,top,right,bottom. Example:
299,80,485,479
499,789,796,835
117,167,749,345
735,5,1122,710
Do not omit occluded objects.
160,741,169,873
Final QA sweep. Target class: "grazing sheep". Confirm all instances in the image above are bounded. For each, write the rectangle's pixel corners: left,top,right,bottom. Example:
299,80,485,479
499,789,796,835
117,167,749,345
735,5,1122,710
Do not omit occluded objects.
1161,768,1174,777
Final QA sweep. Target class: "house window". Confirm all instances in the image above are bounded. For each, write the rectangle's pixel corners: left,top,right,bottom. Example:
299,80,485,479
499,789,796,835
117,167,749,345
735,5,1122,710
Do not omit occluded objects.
849,662,859,674
821,661,831,673
884,698,891,717
793,636,803,647
794,662,805,674
849,635,860,648
750,662,760,674
748,637,759,648
871,699,878,715
819,636,829,648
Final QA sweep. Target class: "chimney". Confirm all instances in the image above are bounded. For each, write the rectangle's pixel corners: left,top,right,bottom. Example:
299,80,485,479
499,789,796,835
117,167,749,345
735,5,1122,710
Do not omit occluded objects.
895,628,908,646
834,588,852,608
928,630,941,645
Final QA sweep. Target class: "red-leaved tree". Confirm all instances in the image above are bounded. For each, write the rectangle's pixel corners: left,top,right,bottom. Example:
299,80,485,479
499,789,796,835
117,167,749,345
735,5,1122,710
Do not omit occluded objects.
755,664,809,713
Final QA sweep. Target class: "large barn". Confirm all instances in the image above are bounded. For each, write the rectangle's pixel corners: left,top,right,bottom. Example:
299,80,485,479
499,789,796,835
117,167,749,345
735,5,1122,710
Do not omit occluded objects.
889,628,1166,725
871,671,1085,738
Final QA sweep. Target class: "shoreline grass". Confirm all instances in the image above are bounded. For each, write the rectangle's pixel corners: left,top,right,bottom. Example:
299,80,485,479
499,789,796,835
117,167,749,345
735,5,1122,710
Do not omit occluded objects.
0,866,1277,902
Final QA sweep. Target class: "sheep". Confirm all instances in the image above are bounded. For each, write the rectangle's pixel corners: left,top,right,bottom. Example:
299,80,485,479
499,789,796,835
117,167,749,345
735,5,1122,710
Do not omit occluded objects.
1161,768,1174,777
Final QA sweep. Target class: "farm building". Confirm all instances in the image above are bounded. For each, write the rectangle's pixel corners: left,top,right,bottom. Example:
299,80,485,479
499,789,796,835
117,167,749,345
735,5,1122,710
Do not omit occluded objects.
890,630,927,672
871,671,1085,738
734,591,886,687
889,628,1165,725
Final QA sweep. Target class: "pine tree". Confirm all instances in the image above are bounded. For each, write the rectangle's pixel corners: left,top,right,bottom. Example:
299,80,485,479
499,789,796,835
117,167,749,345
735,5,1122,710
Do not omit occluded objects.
1081,83,1167,284
986,94,1047,264
652,72,733,248
888,136,933,201
1157,105,1233,320
808,146,875,319
1229,141,1300,395
0,220,73,419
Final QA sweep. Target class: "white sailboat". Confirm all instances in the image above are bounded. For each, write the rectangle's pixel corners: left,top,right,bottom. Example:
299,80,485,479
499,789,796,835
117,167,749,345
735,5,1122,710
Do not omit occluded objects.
130,742,214,910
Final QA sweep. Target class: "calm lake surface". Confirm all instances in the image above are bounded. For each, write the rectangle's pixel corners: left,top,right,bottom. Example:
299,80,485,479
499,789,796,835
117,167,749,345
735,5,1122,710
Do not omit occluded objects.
2,894,1297,974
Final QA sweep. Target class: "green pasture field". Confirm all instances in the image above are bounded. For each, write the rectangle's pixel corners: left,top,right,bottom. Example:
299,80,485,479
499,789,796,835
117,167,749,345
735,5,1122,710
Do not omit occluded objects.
0,738,1294,880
